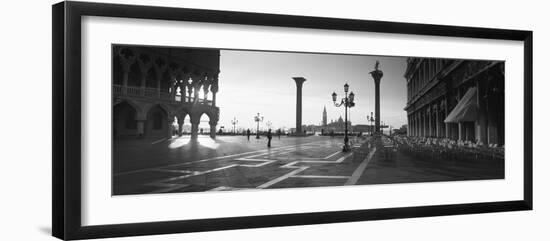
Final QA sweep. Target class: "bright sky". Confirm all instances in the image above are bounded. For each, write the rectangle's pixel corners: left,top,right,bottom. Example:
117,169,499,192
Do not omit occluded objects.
215,50,408,132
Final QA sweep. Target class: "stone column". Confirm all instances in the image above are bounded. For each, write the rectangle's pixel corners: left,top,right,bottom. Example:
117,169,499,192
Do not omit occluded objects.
427,108,432,137
444,100,451,139
414,114,418,137
476,80,488,145
209,120,217,139
421,110,424,137
155,73,162,98
423,110,428,137
203,81,210,102
136,119,146,138
410,116,413,137
192,76,202,104
293,77,306,135
410,115,414,136
166,115,174,138
177,118,184,136
180,75,188,102
416,113,420,137
418,113,421,137
418,110,424,136
154,60,166,99
122,66,130,95
212,91,217,106
190,118,200,140
172,78,179,101
187,81,194,103
419,113,422,137
435,106,441,138
427,108,431,137
120,52,135,95
138,55,152,96
370,64,383,133
407,116,411,136
414,115,417,136
458,122,464,141
416,113,419,137
211,77,218,107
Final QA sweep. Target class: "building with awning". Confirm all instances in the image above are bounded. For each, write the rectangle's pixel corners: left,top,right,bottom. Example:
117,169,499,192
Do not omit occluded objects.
443,87,478,142
444,87,478,123
403,58,504,146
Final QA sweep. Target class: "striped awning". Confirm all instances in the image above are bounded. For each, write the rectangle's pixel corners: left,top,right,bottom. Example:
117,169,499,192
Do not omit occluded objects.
444,87,478,123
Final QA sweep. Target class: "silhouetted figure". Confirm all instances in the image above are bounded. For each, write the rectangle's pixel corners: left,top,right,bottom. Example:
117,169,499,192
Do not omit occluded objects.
277,129,281,139
246,129,251,141
267,129,272,148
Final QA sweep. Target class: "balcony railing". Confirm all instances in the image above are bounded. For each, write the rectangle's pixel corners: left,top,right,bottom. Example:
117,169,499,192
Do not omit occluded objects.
113,85,213,106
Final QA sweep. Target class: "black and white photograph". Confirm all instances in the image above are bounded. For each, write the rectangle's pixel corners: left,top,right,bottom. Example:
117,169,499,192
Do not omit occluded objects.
1,0,544,240
112,45,505,195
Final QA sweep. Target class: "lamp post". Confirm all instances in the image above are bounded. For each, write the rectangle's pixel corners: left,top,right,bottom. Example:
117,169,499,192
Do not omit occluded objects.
231,117,238,134
254,113,264,139
367,115,372,135
332,83,355,152
370,112,374,136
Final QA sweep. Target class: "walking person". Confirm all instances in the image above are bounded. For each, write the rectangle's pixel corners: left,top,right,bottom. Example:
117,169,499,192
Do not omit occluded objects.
246,129,251,141
277,129,281,139
267,129,273,148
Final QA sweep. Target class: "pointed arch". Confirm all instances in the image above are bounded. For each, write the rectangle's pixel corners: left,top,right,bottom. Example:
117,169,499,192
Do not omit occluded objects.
145,104,169,138
114,100,142,114
113,101,140,138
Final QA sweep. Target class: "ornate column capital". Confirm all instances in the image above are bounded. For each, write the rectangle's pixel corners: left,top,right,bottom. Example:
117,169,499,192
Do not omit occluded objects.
189,112,202,125
293,77,306,88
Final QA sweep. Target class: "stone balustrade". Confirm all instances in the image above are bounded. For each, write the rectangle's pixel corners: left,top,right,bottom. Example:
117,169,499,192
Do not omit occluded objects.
113,84,214,106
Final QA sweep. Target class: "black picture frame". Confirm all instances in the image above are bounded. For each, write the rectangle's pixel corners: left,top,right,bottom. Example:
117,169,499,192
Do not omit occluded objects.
52,1,533,240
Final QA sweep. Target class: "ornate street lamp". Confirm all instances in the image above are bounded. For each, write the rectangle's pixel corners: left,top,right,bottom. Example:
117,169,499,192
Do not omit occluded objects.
254,113,264,139
366,114,372,136
369,112,374,136
231,117,238,134
332,83,356,152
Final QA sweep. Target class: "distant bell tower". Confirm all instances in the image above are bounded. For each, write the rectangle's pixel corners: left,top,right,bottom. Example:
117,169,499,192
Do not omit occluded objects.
322,106,328,126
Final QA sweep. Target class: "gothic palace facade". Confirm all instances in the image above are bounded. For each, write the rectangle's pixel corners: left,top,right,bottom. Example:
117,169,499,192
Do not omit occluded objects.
112,45,220,139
